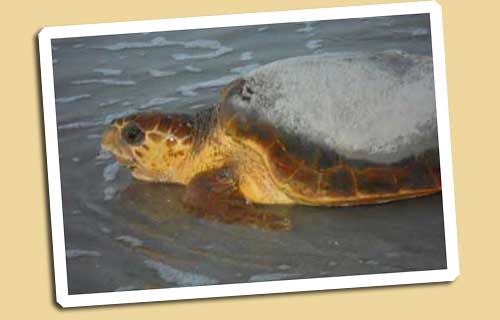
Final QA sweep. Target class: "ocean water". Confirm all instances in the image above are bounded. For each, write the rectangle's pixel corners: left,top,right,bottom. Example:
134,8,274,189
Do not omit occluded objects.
51,14,446,295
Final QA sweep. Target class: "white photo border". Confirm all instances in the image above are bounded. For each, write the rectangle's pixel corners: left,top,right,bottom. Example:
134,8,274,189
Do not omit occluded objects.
38,0,459,308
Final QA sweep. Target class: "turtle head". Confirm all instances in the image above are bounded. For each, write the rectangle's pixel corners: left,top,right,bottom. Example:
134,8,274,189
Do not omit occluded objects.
101,112,195,183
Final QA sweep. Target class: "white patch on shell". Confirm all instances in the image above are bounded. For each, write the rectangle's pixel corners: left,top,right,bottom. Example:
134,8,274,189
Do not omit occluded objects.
229,51,438,163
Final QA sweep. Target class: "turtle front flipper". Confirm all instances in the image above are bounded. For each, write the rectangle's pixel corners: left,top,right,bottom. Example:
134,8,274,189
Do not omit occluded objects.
182,167,291,231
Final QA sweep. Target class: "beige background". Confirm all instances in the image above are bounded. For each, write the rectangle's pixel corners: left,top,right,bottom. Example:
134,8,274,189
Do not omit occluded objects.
2,0,497,317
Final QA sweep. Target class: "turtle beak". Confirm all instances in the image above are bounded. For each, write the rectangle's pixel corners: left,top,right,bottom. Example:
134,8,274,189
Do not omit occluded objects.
101,126,119,152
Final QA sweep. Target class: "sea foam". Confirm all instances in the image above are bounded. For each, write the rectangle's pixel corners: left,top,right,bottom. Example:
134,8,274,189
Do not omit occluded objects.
184,65,202,73
173,46,233,61
296,22,315,33
144,260,219,286
99,98,124,107
55,94,91,103
103,162,120,181
93,68,123,76
148,69,176,78
101,37,234,61
240,51,253,61
305,39,323,50
58,120,101,130
115,235,144,247
100,37,177,50
177,75,238,96
101,37,224,51
66,249,101,258
139,97,178,109
104,186,117,201
231,64,260,75
249,273,299,282
72,78,136,86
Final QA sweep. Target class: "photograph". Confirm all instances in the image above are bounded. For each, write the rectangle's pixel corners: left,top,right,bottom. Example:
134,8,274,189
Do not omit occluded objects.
39,1,458,307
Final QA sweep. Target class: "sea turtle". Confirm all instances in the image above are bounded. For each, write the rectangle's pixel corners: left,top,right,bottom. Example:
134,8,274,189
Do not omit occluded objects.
101,51,441,230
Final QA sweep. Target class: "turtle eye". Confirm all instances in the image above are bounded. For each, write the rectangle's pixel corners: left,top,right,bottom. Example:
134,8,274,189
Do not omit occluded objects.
122,122,144,145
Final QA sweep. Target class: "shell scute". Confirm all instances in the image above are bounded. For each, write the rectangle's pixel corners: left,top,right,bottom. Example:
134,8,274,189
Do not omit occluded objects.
268,142,298,181
246,122,278,148
315,148,342,171
319,166,356,197
288,166,320,197
431,167,441,187
223,107,250,137
217,72,440,203
356,168,399,194
276,133,320,170
395,162,435,190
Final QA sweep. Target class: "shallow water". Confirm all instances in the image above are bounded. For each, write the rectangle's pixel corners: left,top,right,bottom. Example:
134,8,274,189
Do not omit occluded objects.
51,14,446,295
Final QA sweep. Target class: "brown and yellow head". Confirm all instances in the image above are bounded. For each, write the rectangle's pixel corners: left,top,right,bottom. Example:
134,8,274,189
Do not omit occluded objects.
101,112,195,184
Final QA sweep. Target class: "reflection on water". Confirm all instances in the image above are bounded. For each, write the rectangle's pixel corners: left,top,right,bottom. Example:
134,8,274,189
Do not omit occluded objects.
53,14,446,294
118,181,293,229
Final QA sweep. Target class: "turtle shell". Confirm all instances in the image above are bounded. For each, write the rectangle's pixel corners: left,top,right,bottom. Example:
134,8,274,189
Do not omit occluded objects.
221,52,438,163
217,54,441,205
